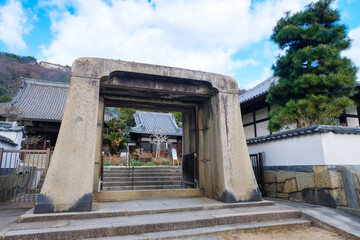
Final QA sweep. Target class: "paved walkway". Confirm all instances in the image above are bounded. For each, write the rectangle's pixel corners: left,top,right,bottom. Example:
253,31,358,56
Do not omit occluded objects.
267,198,360,239
0,206,31,237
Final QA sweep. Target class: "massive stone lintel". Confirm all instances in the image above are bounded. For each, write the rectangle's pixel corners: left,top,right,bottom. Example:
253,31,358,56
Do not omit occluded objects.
34,57,261,213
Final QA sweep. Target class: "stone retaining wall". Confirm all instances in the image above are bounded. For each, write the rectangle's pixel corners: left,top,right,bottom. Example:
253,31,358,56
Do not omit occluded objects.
264,165,360,208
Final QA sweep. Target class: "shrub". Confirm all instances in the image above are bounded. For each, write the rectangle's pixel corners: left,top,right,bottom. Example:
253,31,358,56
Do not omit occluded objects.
131,160,143,166
104,161,110,166
161,161,169,165
144,161,155,166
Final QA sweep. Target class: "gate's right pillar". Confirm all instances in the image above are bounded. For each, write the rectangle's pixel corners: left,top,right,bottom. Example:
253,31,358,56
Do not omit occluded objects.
198,92,261,202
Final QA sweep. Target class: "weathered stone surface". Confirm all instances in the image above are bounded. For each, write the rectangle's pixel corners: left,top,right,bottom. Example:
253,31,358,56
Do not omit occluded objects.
276,193,289,199
312,165,328,173
354,172,360,206
289,192,302,202
265,183,277,197
337,166,358,209
302,189,336,207
276,172,296,183
264,172,277,183
296,172,315,191
283,179,298,193
329,189,348,207
277,183,284,193
314,171,343,189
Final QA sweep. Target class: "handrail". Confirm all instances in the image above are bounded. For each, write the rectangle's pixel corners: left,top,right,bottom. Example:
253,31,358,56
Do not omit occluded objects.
130,159,134,190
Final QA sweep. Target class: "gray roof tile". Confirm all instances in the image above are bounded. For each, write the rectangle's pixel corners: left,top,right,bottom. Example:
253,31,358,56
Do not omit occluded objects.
239,76,278,103
130,111,182,136
0,78,69,122
0,134,18,146
247,125,360,144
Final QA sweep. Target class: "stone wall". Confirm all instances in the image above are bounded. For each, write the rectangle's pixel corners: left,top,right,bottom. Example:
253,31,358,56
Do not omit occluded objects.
264,165,360,208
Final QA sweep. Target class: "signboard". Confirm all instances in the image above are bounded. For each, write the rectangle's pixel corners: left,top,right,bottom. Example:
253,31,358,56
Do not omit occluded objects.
171,148,178,160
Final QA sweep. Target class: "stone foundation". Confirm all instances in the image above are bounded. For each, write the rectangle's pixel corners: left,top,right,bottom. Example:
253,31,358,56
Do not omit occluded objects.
264,165,360,208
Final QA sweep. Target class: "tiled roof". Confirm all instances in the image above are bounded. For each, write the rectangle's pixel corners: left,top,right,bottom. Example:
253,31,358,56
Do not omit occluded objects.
130,111,182,136
0,78,69,122
247,125,360,144
104,111,120,122
240,77,359,104
239,76,278,103
0,134,18,146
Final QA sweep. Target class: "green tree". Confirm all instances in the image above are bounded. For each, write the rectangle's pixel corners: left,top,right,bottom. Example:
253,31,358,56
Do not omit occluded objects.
0,86,11,103
266,0,358,132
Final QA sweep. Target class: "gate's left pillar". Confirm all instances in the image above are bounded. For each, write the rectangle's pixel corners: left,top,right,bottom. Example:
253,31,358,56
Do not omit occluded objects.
34,76,100,213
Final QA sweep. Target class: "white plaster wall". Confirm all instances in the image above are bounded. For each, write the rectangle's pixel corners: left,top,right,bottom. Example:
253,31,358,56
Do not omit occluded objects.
248,132,360,166
242,112,253,124
255,107,268,120
244,125,255,139
321,132,360,165
345,107,359,127
256,121,270,137
248,134,325,166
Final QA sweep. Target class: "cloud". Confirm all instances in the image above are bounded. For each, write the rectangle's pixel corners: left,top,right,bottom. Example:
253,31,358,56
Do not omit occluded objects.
40,0,312,79
244,67,272,89
0,0,31,50
344,26,360,78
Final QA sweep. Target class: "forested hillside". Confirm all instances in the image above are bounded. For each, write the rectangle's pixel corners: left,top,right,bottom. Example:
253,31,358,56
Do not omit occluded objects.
0,52,71,102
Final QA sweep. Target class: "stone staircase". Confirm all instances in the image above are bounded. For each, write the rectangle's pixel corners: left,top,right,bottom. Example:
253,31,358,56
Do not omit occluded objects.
102,166,183,191
4,198,312,239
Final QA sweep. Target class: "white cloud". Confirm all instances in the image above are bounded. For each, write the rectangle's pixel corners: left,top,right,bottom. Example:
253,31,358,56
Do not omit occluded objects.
244,67,272,89
344,26,360,78
0,0,31,50
40,0,312,79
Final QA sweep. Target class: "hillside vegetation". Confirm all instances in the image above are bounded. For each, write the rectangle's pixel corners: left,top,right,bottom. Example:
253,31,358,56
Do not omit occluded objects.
0,52,71,102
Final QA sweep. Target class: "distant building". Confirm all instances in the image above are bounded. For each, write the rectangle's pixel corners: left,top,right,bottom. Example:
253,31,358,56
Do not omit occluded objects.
130,111,182,154
239,76,360,139
39,61,71,72
0,121,23,150
0,121,24,171
0,78,116,149
0,78,68,149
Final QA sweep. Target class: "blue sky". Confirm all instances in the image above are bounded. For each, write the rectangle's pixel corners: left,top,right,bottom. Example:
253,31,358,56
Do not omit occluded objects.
0,0,359,89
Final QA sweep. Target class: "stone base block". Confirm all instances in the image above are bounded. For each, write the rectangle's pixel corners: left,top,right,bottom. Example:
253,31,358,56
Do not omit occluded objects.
34,193,93,214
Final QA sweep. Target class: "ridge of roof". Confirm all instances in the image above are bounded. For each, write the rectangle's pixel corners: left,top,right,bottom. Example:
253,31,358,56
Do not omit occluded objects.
239,76,278,104
247,125,360,144
0,134,18,146
20,77,70,87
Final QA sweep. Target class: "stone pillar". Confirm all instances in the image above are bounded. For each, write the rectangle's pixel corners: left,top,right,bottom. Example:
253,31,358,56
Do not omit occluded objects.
205,93,261,202
34,77,100,213
182,111,196,155
93,97,104,192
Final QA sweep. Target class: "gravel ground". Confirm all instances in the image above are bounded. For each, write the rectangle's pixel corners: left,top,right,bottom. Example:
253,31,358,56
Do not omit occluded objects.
185,227,354,240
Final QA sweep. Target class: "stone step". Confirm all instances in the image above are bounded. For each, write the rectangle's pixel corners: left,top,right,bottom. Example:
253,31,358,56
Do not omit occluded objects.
19,199,276,223
102,185,183,191
94,219,312,240
6,204,304,240
94,189,204,202
103,173,182,178
104,168,182,173
102,176,182,182
103,180,182,187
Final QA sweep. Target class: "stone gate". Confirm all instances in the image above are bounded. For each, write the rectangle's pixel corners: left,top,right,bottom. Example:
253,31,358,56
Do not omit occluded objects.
34,57,261,213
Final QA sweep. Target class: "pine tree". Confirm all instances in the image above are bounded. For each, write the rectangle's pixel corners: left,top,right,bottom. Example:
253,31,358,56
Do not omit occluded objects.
266,0,358,132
